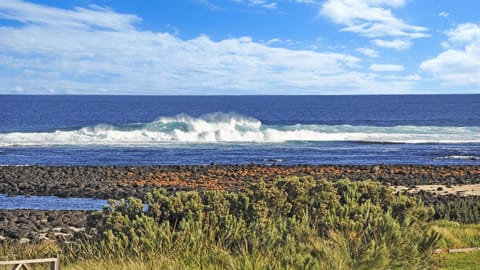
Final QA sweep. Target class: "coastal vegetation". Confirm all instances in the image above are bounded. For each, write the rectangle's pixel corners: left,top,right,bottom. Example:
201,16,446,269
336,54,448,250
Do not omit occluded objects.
440,251,480,270
432,220,480,248
430,196,480,224
1,176,479,269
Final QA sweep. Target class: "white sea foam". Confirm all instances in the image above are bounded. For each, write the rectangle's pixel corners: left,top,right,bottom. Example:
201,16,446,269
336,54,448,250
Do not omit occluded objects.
436,155,480,160
1,113,480,146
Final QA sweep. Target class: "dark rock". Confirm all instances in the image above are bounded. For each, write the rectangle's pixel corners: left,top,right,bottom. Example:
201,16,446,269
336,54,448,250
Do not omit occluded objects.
370,165,381,174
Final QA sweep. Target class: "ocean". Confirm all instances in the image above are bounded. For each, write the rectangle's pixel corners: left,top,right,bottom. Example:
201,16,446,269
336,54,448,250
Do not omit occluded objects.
1,95,480,166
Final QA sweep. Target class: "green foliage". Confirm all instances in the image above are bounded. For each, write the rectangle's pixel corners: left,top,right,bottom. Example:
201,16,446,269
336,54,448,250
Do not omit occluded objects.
0,241,59,261
440,251,480,270
431,197,480,224
68,177,441,269
432,220,480,249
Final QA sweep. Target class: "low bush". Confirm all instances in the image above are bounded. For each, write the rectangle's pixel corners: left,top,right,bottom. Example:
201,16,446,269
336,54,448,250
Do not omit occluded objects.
66,177,441,269
432,197,480,224
411,192,480,224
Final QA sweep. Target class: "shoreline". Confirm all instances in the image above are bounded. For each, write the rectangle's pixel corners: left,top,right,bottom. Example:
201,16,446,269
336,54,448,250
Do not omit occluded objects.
0,209,89,243
1,164,479,244
1,164,479,199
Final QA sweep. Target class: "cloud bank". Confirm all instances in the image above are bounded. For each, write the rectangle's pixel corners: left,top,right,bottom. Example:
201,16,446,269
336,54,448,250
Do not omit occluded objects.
320,0,428,51
370,64,404,72
421,23,480,86
0,0,425,94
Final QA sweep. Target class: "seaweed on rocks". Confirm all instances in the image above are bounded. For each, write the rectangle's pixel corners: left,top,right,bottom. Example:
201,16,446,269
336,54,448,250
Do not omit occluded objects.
0,165,479,199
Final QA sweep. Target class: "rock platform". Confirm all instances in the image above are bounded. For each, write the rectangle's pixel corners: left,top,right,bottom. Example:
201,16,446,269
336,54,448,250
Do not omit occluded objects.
1,165,479,243
1,165,479,199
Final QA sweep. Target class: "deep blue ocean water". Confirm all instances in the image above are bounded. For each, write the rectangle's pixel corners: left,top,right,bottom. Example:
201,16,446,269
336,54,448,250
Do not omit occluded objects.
1,95,480,166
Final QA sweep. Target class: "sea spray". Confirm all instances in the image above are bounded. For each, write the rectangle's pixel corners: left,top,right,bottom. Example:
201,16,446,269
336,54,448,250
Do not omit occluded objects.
1,112,480,146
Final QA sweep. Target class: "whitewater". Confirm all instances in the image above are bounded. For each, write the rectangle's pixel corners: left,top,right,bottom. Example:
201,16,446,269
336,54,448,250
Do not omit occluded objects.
1,113,480,146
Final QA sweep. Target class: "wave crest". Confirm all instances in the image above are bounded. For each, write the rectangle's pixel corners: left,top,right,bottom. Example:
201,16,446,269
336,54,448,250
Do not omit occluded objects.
1,113,480,146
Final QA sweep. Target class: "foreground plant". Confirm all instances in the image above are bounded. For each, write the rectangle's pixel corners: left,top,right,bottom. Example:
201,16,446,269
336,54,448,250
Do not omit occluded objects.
59,177,441,269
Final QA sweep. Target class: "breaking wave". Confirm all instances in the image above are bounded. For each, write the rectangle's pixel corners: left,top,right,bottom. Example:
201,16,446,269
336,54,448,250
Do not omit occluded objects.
1,113,480,146
435,155,480,161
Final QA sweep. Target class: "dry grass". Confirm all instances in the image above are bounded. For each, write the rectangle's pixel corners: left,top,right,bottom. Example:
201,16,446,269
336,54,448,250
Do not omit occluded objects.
432,220,480,249
440,251,480,270
64,258,174,270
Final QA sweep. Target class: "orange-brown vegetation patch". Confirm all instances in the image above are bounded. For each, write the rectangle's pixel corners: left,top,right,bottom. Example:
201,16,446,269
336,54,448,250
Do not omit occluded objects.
112,165,480,191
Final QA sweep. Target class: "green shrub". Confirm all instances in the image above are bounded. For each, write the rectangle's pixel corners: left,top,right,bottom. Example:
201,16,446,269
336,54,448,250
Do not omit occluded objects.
432,197,480,224
69,177,440,269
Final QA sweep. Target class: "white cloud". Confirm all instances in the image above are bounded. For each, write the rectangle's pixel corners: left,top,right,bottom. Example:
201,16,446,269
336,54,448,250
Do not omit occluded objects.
0,0,420,94
0,0,140,31
193,0,221,10
420,23,480,86
320,0,428,48
232,0,277,9
404,74,421,81
372,39,411,50
356,48,379,58
439,11,449,18
367,0,405,7
384,74,421,81
267,38,281,44
445,23,480,44
292,0,318,4
165,24,180,36
370,64,404,72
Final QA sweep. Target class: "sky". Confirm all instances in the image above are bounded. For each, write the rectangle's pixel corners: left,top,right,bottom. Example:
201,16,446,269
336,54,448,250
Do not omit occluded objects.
0,0,479,95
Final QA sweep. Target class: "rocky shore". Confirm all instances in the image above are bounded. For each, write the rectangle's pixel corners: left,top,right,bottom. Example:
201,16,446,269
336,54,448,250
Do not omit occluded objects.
0,165,479,199
1,165,479,243
0,210,88,243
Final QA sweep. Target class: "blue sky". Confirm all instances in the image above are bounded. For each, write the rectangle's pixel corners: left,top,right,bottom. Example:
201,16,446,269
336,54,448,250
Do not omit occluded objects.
0,0,479,95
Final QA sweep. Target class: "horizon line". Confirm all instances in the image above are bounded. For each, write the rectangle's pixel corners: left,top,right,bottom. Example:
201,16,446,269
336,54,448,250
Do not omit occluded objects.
1,93,480,97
